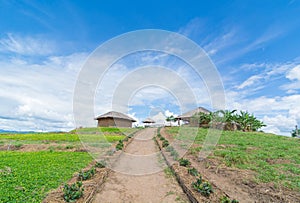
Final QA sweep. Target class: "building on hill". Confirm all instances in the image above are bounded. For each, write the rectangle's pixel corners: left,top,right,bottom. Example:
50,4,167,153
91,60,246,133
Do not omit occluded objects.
142,118,155,127
175,107,210,126
95,111,136,128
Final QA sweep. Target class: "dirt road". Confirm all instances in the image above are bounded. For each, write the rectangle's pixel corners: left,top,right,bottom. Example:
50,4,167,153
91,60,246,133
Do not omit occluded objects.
92,128,188,203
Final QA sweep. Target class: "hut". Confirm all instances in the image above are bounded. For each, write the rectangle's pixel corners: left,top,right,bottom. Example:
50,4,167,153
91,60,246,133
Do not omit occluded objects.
95,111,136,128
175,107,210,126
142,118,155,127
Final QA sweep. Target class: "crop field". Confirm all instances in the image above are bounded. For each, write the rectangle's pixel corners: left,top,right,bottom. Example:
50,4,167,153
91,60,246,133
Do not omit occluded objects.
166,127,300,192
0,127,137,202
0,151,92,202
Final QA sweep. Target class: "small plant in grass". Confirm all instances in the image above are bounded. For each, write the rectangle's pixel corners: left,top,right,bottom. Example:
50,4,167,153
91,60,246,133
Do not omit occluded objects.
95,160,106,168
165,145,174,152
188,167,199,176
116,140,124,151
192,176,213,197
78,167,95,181
162,140,169,147
14,143,23,149
159,136,165,141
63,181,84,202
171,150,179,160
178,158,191,167
220,196,239,203
123,137,129,142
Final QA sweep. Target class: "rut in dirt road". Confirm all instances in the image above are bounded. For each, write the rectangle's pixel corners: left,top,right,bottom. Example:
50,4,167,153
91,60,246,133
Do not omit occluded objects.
92,128,189,203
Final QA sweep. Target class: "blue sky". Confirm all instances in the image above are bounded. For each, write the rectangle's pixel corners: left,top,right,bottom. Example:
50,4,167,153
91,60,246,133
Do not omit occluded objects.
0,0,300,135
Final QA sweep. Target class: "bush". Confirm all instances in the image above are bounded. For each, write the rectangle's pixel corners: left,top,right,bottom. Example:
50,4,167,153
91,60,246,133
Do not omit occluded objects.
162,140,169,148
220,196,239,203
188,167,199,176
116,140,124,151
178,158,191,167
95,160,106,168
165,145,174,152
63,181,84,202
159,136,165,141
192,177,213,197
170,150,179,160
78,167,95,181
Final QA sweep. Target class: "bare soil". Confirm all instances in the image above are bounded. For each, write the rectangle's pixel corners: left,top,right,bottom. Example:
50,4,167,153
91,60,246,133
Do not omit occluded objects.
92,128,189,203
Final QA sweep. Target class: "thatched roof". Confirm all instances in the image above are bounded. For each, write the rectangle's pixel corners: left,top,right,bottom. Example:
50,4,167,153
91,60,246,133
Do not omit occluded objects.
142,118,155,123
95,111,136,122
176,107,210,120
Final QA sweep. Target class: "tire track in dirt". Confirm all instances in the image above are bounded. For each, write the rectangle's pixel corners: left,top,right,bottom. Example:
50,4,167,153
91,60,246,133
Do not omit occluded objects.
92,128,189,203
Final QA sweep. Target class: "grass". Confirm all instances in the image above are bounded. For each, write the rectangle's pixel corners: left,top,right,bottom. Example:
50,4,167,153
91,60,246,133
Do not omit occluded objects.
0,151,92,202
0,127,131,144
166,127,300,191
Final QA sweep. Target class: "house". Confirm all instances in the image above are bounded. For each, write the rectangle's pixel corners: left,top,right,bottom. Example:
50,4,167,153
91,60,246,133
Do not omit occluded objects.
95,111,136,128
142,118,155,127
175,107,210,126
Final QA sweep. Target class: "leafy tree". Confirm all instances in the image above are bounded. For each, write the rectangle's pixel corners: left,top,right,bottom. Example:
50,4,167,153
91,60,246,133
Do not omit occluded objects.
291,125,300,137
166,115,175,126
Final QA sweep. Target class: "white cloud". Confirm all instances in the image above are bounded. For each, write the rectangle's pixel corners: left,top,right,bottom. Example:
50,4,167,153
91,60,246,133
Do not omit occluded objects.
0,33,56,55
0,52,88,131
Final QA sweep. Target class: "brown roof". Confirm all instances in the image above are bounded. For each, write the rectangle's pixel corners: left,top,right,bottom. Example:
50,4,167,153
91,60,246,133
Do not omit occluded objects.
95,111,136,122
142,118,156,123
176,107,210,120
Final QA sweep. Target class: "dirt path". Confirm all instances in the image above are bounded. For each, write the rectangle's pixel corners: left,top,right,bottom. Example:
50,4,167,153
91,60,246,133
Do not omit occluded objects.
92,128,189,203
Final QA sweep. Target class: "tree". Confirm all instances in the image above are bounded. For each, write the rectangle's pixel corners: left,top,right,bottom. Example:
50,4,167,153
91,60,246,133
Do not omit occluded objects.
291,125,300,137
166,115,175,126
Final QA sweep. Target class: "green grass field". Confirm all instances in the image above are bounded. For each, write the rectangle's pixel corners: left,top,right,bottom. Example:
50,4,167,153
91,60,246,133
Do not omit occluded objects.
0,127,137,143
0,127,139,202
166,127,300,191
0,151,92,202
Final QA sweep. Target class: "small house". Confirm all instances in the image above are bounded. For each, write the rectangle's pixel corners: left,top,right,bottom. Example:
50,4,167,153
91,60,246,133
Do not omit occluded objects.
95,111,136,128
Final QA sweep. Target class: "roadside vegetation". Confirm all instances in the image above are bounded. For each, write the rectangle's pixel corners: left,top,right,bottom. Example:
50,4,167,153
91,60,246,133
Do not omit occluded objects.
166,127,300,191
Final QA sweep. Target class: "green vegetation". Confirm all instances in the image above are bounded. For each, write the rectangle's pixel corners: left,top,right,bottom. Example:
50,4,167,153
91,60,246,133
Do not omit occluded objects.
291,126,300,137
116,140,124,151
220,196,239,203
191,110,266,131
95,160,106,168
192,176,213,197
0,127,135,143
0,151,92,202
63,181,84,202
188,167,199,176
178,158,191,167
162,140,169,147
166,127,300,191
78,167,96,181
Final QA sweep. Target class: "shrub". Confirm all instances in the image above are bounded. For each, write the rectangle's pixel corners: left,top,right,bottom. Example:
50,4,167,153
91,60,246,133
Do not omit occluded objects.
116,140,124,151
170,150,179,160
165,145,174,152
162,140,169,148
192,177,213,197
95,160,106,168
63,181,84,202
159,136,165,141
220,196,239,203
188,167,199,176
178,158,191,167
123,137,129,142
78,167,95,181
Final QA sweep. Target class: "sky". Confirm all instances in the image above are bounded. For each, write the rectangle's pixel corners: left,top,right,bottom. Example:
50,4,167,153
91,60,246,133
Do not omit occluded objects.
0,0,300,135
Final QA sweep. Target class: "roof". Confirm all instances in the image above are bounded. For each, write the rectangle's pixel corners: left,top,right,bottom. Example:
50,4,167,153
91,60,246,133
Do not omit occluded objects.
95,111,136,122
142,118,156,123
176,107,210,120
